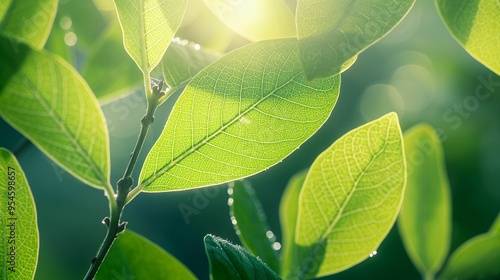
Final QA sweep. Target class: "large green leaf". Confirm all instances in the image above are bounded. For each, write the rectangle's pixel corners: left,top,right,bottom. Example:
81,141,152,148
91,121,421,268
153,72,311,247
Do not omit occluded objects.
279,170,307,278
202,0,295,41
137,38,340,193
160,37,221,94
439,214,500,280
0,148,39,280
290,113,406,278
204,234,281,280
114,0,188,74
296,0,415,79
436,0,500,75
229,181,280,273
0,37,111,190
399,125,451,277
96,230,196,280
0,0,58,49
82,24,142,104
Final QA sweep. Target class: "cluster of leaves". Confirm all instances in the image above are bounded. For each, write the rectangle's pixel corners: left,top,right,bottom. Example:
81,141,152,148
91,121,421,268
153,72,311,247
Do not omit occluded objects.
0,0,499,279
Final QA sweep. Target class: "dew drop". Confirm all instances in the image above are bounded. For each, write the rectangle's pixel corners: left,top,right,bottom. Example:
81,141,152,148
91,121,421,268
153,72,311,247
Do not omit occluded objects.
64,32,77,46
59,16,72,30
227,198,234,206
231,217,237,225
227,186,234,195
369,250,377,257
272,242,281,250
194,43,201,51
266,231,274,239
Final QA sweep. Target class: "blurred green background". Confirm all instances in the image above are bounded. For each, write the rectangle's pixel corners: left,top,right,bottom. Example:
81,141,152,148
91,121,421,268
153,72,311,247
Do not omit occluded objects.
1,0,499,279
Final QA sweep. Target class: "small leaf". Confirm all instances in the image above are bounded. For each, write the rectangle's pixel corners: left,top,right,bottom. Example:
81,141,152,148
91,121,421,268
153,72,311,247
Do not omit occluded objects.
436,0,500,75
296,0,415,79
399,125,451,277
229,181,280,273
138,38,340,192
204,234,281,280
160,37,221,93
0,148,39,280
0,37,111,190
439,215,500,280
291,113,406,278
82,24,142,104
0,0,58,49
114,0,188,74
202,0,295,41
279,170,307,278
490,213,500,235
96,230,197,280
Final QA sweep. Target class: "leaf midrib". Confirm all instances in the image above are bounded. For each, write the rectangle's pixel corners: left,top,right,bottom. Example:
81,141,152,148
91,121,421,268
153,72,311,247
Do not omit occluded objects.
299,118,395,277
18,70,107,188
140,72,303,189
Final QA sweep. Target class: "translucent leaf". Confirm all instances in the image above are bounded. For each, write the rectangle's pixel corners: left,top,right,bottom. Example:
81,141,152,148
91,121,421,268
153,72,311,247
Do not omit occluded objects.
160,37,221,94
0,0,58,49
296,0,415,79
82,24,142,104
0,38,111,190
436,0,500,75
0,148,39,279
399,125,451,277
279,170,307,278
291,113,406,278
229,181,280,273
138,38,340,192
439,215,500,280
204,234,281,280
490,213,500,235
114,0,188,74
202,0,295,41
96,230,196,280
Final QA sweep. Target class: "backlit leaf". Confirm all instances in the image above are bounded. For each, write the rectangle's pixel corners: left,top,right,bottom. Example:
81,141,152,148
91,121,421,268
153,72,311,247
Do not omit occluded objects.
114,0,188,74
204,234,281,280
0,37,111,190
291,113,406,278
0,0,57,49
436,0,500,75
279,170,307,278
439,215,500,280
202,0,295,41
399,125,451,277
96,230,196,280
229,181,280,273
0,148,39,280
138,38,340,193
296,0,415,79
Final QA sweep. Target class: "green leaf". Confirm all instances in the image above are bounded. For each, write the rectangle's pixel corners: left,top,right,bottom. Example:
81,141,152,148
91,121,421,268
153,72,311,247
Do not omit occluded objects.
296,0,415,79
96,230,196,280
114,0,188,74
0,0,58,49
0,148,39,280
398,125,451,277
204,234,281,280
160,38,221,94
82,24,142,104
138,38,340,192
436,0,500,75
439,222,500,280
0,38,111,190
490,213,500,235
290,113,406,278
229,181,280,273
279,170,307,278
202,0,295,41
